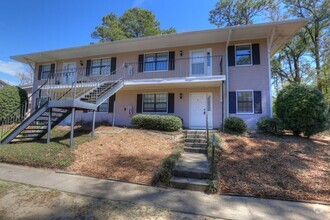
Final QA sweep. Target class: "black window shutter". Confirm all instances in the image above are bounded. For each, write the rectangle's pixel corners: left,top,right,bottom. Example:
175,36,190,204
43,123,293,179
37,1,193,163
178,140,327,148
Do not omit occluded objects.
229,92,236,113
228,46,235,66
168,93,175,113
136,94,142,113
50,64,55,78
86,60,91,75
252,44,260,65
111,57,117,74
38,65,42,80
138,55,144,72
108,93,116,113
168,51,175,71
254,91,262,114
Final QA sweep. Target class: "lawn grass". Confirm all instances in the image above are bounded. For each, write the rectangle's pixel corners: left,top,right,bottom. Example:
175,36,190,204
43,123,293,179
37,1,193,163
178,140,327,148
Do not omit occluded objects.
0,127,91,169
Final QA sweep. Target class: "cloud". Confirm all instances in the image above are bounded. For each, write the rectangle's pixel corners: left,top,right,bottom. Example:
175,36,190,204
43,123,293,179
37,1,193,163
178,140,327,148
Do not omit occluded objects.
0,60,26,77
132,0,146,7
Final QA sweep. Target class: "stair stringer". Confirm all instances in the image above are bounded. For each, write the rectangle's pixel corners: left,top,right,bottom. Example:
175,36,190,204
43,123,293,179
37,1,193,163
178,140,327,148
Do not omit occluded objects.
95,80,124,108
1,103,49,145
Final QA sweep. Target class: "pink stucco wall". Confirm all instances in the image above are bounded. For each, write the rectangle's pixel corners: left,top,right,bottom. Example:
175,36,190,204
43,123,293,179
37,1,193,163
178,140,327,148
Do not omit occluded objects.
74,86,223,129
228,39,271,128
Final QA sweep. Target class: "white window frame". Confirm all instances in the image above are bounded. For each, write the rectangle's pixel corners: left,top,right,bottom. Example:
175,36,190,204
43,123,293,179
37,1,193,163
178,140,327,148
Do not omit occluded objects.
40,63,52,80
142,92,168,114
236,90,254,114
143,51,169,72
235,44,253,66
90,57,111,75
189,48,212,76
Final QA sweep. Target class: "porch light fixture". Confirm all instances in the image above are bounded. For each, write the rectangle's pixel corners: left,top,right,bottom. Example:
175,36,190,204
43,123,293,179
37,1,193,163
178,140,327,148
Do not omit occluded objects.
180,50,183,56
80,60,84,66
180,93,183,99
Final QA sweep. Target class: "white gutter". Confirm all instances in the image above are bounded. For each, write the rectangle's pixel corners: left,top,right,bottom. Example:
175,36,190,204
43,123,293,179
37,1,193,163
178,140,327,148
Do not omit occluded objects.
267,28,276,117
225,29,232,118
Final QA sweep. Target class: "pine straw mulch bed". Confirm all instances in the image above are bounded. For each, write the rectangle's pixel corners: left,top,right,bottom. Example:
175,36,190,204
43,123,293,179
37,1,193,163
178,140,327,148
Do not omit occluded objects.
218,132,330,202
69,126,183,185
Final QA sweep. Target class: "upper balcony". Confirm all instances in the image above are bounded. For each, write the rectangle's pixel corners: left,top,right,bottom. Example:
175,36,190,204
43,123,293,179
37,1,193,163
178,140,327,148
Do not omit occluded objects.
43,55,224,89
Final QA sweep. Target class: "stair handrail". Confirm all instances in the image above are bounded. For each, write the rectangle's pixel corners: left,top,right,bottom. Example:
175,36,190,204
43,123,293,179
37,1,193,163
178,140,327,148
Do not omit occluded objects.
0,80,48,143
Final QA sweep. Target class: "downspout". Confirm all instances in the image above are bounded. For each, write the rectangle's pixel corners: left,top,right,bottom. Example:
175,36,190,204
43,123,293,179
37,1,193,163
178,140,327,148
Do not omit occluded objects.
225,29,232,119
267,28,276,117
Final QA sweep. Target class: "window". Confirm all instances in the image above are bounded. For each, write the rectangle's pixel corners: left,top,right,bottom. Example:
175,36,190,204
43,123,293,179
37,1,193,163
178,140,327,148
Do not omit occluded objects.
144,52,168,71
97,100,108,112
237,91,253,113
143,93,167,112
41,64,51,80
91,58,111,75
236,45,252,65
36,97,49,108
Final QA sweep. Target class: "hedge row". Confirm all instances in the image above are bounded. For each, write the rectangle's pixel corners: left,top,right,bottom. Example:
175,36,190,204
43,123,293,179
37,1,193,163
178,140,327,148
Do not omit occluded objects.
131,114,182,131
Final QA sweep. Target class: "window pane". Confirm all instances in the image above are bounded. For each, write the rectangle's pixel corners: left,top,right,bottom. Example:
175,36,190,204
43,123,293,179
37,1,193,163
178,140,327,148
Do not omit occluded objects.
101,66,110,75
236,45,251,65
145,62,155,71
42,65,51,72
155,103,167,112
92,67,100,75
156,61,168,70
145,54,155,62
237,91,253,113
156,53,168,61
156,94,167,102
92,60,101,67
143,93,168,112
102,58,111,67
98,102,108,112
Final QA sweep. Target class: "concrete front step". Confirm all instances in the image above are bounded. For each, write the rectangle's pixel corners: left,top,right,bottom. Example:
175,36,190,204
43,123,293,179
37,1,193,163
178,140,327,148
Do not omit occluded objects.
170,177,209,192
173,152,210,179
186,130,206,135
185,142,207,148
184,147,207,153
186,134,206,139
185,138,207,143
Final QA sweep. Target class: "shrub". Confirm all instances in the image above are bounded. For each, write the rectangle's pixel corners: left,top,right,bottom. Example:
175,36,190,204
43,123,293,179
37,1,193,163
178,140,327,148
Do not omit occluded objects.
257,117,283,135
274,83,329,137
0,86,28,120
223,117,247,134
131,114,182,131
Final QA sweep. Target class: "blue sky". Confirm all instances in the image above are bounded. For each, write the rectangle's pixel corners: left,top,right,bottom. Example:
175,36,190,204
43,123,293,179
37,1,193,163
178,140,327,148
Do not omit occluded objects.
0,0,218,85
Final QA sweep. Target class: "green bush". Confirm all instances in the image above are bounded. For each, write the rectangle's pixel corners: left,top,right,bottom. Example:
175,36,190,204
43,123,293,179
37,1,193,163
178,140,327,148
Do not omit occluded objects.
0,86,28,120
257,117,283,135
274,83,329,137
224,117,247,134
131,114,182,131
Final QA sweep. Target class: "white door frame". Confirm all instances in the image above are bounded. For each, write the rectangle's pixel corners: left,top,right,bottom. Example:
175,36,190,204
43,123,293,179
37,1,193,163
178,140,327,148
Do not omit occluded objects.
189,92,213,129
62,62,76,84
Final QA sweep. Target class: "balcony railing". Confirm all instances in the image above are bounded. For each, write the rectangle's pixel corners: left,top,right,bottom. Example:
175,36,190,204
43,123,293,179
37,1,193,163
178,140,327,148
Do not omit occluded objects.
46,55,223,86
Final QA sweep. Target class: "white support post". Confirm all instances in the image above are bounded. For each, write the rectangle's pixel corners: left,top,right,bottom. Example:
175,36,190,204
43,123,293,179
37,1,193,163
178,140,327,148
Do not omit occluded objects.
47,108,52,144
112,101,116,127
267,28,276,117
92,110,96,139
225,29,232,118
70,108,75,147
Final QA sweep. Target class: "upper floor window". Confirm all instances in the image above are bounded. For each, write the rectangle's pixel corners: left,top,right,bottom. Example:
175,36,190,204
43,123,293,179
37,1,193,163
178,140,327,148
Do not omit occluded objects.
237,91,253,114
235,45,252,66
144,52,168,71
41,64,51,80
91,58,111,75
143,93,167,113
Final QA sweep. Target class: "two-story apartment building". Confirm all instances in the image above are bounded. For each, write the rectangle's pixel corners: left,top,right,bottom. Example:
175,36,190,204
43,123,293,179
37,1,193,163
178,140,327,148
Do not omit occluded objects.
0,19,307,146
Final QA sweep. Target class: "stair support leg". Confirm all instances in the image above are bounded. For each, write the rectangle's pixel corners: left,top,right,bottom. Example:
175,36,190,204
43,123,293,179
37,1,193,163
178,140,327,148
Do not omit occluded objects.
47,108,52,144
92,110,96,139
70,108,75,148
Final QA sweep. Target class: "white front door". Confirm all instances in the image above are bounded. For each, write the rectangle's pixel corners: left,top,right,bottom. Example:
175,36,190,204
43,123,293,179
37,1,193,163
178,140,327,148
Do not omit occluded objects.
190,49,212,76
189,92,213,129
62,62,76,84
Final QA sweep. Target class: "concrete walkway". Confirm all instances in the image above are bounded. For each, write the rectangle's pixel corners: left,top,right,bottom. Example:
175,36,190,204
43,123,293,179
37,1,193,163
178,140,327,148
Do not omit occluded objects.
0,163,329,220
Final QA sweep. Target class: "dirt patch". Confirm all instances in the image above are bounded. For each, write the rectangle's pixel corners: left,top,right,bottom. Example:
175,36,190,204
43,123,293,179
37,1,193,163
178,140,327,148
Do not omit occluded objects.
218,132,330,202
0,180,218,219
69,127,183,184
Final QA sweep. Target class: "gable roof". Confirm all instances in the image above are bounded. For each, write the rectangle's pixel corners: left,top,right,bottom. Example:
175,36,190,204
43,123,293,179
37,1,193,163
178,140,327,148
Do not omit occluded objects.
11,19,308,64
